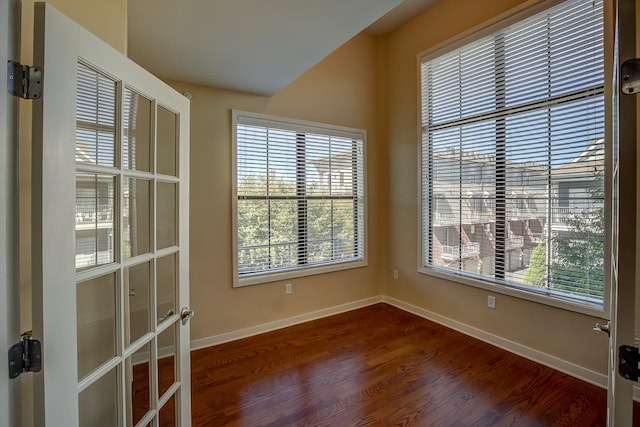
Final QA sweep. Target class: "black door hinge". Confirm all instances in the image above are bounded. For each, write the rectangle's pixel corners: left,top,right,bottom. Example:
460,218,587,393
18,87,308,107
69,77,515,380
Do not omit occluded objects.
621,58,640,95
618,345,639,382
7,60,42,99
8,331,42,379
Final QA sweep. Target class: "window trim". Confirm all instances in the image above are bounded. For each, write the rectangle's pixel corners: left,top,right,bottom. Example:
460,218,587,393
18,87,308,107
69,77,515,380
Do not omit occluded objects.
232,110,368,287
416,0,611,318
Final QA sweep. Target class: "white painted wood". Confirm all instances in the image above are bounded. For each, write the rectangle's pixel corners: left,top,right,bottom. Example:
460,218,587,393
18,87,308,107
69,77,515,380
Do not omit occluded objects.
32,3,190,425
1,0,21,426
608,0,637,424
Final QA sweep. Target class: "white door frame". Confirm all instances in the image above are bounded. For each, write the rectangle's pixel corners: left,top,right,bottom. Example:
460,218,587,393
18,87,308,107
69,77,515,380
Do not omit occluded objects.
1,0,22,426
608,0,637,424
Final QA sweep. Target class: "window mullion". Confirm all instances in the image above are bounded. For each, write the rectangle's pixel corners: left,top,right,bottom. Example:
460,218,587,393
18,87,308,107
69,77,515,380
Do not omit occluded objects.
352,140,359,259
545,14,553,291
426,64,434,267
266,129,272,270
296,132,307,266
494,32,506,280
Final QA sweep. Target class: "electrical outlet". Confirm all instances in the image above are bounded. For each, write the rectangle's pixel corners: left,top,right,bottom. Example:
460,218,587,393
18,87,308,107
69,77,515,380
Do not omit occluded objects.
285,283,292,294
393,269,399,279
487,295,496,309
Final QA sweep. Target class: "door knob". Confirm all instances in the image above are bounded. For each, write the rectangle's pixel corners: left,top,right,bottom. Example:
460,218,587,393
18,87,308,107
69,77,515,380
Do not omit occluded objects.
180,307,195,325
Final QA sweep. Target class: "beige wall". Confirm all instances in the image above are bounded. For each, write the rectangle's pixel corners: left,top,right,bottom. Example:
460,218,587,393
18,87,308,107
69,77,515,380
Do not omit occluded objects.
383,0,610,375
166,32,387,341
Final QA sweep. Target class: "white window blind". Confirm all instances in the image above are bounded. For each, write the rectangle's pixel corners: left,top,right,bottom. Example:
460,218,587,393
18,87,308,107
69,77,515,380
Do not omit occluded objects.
420,0,605,307
75,63,117,270
233,111,366,285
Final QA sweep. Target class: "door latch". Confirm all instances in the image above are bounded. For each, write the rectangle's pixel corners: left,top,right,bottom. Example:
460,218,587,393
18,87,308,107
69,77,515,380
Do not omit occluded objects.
593,321,610,337
8,331,42,379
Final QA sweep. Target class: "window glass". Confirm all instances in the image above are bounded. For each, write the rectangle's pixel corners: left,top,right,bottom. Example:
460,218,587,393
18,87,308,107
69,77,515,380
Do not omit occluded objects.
234,112,366,285
420,0,605,308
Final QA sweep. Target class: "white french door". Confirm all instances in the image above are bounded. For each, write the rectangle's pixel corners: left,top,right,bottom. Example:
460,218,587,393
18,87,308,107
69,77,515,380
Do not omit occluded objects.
607,0,637,424
31,3,191,426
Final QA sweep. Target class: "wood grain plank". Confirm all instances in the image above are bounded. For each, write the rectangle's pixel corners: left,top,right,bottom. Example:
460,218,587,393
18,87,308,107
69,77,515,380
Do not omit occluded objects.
133,303,637,426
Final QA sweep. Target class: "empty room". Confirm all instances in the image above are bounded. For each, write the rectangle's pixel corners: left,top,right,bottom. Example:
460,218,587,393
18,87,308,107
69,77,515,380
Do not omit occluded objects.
2,0,639,425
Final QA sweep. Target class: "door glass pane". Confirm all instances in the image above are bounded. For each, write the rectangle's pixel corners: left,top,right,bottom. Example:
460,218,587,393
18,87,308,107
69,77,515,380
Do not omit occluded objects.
123,88,152,172
76,62,116,167
127,343,151,426
157,324,176,398
75,174,115,270
124,178,151,258
79,367,119,427
157,106,177,176
158,393,176,427
77,273,117,379
125,262,151,346
157,182,177,249
156,254,176,325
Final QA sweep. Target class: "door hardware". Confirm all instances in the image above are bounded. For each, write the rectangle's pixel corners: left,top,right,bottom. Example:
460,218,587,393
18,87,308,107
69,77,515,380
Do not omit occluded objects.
8,331,42,379
7,60,42,99
180,307,195,325
593,321,611,337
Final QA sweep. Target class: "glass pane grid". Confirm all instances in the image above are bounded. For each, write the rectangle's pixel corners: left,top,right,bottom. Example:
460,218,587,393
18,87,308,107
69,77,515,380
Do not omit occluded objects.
76,63,117,168
76,61,183,426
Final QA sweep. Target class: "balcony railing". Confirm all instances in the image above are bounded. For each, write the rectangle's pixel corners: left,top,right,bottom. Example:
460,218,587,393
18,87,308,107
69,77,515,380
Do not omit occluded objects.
238,238,356,273
440,242,480,260
75,203,113,225
506,236,524,250
530,232,545,243
551,206,602,226
432,209,545,226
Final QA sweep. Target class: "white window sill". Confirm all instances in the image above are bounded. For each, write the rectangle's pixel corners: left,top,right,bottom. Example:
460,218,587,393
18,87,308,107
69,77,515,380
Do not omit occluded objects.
418,266,608,319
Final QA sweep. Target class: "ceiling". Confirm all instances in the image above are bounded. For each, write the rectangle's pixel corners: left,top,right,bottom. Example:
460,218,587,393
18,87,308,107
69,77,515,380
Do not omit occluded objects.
128,0,437,96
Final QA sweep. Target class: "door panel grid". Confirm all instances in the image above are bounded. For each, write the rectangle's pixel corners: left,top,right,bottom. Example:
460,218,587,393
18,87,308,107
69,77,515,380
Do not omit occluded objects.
75,62,183,427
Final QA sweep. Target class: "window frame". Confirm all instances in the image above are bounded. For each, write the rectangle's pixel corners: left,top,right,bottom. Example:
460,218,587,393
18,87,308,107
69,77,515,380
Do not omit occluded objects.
232,110,368,287
416,0,611,317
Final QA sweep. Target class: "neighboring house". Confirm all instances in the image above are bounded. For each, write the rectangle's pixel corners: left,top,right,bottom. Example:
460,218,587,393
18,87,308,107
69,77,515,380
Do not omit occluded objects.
310,151,355,195
423,139,602,280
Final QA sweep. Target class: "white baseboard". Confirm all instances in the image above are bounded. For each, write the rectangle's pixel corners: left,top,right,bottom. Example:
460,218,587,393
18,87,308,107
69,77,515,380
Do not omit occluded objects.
381,296,608,390
190,296,382,350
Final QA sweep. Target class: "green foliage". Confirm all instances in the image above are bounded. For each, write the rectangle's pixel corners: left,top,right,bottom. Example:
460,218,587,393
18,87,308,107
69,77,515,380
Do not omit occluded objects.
237,174,357,272
523,244,546,287
550,178,604,300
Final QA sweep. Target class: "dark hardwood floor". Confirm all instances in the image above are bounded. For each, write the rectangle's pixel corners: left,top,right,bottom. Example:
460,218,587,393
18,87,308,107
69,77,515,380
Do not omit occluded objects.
182,303,623,427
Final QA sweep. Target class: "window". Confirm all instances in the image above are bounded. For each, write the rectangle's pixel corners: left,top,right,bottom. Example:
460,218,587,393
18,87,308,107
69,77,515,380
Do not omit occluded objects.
233,111,366,286
420,0,605,309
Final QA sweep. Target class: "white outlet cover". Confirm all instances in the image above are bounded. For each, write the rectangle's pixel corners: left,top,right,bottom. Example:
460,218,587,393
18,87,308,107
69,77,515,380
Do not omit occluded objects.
488,295,496,309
